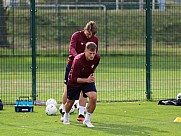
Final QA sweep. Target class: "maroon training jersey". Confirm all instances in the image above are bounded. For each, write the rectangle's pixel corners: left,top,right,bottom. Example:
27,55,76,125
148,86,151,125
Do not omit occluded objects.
68,53,100,87
67,30,98,65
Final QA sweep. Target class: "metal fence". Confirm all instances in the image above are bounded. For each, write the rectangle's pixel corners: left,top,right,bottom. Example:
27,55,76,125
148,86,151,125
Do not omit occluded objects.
0,0,181,104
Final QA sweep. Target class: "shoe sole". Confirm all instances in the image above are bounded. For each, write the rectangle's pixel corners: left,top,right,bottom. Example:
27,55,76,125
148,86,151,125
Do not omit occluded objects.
63,122,70,125
63,119,70,124
83,122,94,127
77,117,85,122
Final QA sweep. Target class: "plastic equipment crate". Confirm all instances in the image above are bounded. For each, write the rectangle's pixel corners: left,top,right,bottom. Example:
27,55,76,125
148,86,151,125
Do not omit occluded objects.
15,96,34,112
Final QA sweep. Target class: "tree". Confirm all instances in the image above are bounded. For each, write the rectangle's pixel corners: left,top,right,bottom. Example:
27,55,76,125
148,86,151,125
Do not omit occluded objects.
0,0,9,47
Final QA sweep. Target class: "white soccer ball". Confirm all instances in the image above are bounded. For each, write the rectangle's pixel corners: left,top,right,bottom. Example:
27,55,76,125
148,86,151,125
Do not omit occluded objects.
46,98,57,106
73,100,79,109
69,106,75,114
177,93,181,100
46,104,57,116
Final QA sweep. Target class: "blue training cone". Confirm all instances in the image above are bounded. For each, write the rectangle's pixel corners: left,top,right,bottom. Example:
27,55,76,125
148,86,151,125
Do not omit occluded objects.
174,117,181,122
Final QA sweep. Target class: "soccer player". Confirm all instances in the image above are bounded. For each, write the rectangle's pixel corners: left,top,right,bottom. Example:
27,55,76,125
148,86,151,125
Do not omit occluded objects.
63,42,100,127
59,21,98,122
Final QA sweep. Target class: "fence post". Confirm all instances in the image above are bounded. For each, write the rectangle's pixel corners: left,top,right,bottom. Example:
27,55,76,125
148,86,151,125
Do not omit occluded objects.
105,9,108,54
30,0,36,102
145,0,152,100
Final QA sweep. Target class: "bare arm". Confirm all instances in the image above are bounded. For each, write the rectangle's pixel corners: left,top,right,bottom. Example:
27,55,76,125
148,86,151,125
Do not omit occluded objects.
69,33,78,57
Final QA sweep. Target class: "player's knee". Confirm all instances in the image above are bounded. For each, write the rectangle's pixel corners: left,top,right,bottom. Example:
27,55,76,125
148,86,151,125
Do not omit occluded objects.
67,100,74,107
89,95,97,102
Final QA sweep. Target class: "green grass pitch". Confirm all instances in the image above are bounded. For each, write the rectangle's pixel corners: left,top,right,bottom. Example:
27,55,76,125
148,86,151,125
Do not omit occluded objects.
0,102,181,136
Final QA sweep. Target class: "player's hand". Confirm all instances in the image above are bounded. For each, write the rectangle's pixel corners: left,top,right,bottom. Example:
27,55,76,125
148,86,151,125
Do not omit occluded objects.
87,73,95,83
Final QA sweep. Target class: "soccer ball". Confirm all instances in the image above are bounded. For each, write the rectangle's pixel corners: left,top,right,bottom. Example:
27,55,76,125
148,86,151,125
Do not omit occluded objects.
69,106,75,114
177,93,181,100
70,100,79,114
46,104,57,116
73,100,79,109
46,98,57,106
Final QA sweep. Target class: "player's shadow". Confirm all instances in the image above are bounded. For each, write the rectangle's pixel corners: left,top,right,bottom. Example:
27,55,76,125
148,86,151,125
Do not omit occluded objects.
90,122,168,136
71,119,168,136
